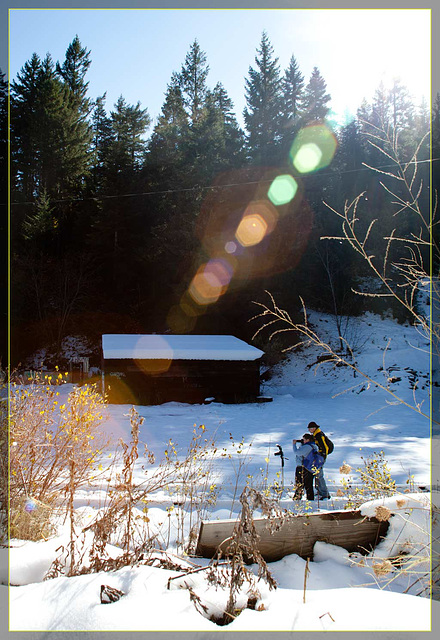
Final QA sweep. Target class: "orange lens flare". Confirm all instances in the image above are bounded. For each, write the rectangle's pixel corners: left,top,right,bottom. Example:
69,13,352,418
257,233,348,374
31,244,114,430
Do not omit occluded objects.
135,358,172,374
235,214,267,247
235,201,278,247
188,258,234,306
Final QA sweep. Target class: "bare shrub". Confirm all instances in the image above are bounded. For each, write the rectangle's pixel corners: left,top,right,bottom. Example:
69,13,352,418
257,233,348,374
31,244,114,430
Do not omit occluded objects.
204,486,284,624
9,372,109,539
47,409,222,577
338,450,396,509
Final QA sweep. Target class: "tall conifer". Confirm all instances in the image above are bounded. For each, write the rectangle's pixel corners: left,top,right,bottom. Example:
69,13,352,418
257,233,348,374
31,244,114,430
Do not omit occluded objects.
243,31,283,165
302,67,331,123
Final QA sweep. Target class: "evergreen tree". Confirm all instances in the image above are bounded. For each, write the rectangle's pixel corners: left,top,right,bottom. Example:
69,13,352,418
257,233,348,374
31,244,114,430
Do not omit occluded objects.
281,54,305,128
179,39,209,124
110,95,151,171
369,81,390,130
90,93,115,191
56,34,91,106
11,40,93,202
415,96,430,140
243,31,284,165
147,72,188,186
86,94,151,313
55,36,93,195
302,66,331,124
210,82,246,166
183,82,245,181
335,117,368,199
389,79,414,132
11,53,45,199
279,54,305,157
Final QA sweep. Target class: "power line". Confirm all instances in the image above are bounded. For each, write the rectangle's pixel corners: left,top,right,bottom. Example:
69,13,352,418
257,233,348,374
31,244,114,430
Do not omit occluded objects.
7,157,440,208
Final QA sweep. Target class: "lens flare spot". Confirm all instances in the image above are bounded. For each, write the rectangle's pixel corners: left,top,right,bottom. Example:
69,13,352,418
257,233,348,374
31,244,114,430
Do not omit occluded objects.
225,241,237,254
268,174,298,205
166,305,197,334
292,142,323,173
235,214,267,247
135,358,171,374
188,259,233,306
289,124,338,174
235,201,278,248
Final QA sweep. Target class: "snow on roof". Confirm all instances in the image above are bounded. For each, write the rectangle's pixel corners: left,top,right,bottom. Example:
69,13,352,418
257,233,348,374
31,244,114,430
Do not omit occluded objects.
102,334,264,361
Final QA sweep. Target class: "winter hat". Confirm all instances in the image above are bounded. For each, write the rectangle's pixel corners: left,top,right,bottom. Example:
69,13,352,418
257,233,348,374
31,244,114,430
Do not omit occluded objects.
303,433,312,440
308,421,319,429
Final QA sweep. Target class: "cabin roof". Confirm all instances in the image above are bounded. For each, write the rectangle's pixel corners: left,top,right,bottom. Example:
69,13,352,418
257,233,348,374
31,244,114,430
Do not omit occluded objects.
102,334,264,361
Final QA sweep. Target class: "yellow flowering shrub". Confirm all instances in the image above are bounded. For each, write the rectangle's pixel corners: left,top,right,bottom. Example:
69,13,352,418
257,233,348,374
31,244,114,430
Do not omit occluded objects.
9,372,109,538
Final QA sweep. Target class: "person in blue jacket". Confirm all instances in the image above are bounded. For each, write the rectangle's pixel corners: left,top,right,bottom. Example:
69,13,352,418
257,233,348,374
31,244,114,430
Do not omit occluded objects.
307,421,331,499
292,433,318,501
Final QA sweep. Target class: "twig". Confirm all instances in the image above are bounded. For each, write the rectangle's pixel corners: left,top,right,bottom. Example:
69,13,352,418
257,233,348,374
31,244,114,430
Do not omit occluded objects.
303,557,310,603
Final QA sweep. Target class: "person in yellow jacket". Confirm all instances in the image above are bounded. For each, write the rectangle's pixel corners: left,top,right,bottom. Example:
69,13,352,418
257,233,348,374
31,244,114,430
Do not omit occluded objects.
307,421,331,499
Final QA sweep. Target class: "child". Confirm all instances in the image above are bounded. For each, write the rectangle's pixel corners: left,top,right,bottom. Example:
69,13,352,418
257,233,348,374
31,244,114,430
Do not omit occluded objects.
292,433,319,501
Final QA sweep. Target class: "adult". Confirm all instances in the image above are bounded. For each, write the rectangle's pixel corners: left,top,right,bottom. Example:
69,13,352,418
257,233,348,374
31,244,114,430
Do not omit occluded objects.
292,433,318,501
307,421,331,499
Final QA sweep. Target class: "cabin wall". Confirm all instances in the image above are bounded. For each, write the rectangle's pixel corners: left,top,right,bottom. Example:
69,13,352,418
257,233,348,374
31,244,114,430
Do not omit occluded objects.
103,358,261,404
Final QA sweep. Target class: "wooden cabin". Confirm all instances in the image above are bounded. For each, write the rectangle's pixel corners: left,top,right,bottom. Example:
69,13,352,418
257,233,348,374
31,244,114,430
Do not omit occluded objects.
101,334,264,405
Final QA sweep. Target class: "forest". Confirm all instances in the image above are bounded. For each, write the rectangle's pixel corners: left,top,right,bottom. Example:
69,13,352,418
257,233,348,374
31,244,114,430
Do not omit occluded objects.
2,32,438,368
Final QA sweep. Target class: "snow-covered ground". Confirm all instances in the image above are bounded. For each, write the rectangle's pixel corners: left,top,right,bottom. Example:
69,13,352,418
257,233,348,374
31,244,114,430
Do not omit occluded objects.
3,310,438,632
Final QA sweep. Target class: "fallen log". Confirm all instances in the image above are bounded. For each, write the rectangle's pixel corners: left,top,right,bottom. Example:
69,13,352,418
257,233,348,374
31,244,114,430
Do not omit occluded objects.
195,509,390,562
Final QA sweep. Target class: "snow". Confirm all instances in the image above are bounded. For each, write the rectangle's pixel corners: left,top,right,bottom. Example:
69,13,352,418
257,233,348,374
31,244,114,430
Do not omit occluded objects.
102,333,264,360
5,310,437,632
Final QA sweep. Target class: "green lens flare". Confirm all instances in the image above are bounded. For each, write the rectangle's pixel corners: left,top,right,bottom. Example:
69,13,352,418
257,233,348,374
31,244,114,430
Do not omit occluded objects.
267,174,298,205
292,143,323,173
289,124,338,174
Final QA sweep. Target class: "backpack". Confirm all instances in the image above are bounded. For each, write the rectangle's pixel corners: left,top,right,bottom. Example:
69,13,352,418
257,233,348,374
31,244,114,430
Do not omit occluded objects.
323,434,334,454
303,445,325,473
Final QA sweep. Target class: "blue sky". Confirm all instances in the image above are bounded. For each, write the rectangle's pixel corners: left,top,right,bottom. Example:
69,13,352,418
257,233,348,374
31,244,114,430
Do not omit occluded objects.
9,7,431,129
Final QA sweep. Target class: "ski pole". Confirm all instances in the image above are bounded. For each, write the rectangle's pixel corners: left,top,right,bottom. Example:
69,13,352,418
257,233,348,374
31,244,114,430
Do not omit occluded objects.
274,444,288,496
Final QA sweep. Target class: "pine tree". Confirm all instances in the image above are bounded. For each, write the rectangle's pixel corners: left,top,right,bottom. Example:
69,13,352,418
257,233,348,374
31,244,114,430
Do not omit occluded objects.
179,39,209,124
55,36,93,195
243,31,284,165
302,67,331,124
210,82,246,167
90,93,115,191
389,79,414,133
147,72,188,184
370,81,390,130
56,34,91,107
415,96,430,140
22,188,56,246
11,53,46,199
336,117,368,199
279,54,305,156
282,54,305,127
110,95,151,171
11,40,94,202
